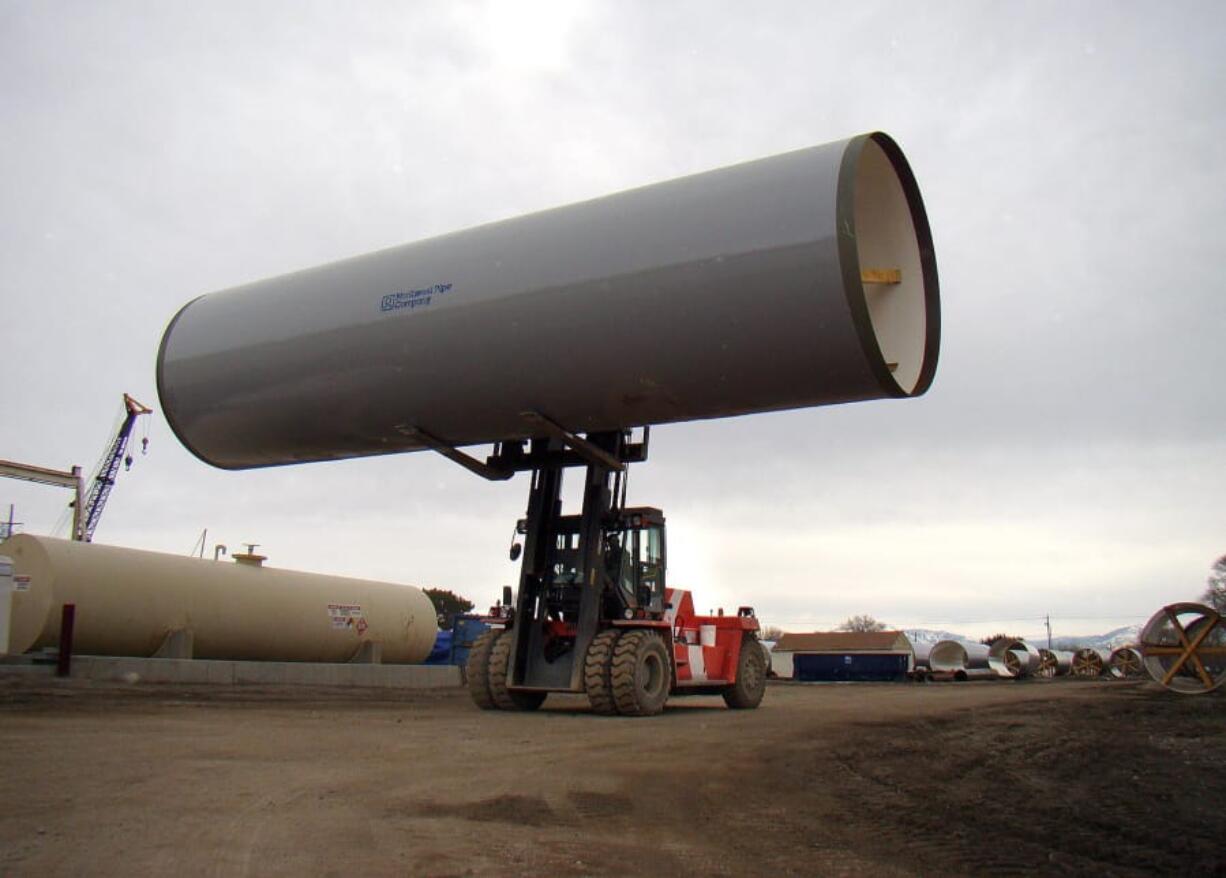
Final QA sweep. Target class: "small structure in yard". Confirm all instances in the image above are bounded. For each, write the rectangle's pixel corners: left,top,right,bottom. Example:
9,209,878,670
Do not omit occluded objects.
772,631,914,682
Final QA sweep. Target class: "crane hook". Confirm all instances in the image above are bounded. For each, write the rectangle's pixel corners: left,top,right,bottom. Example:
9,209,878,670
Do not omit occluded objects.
141,437,149,455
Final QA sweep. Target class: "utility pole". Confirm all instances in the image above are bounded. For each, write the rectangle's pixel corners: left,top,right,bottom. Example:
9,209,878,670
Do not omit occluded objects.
1045,614,1053,650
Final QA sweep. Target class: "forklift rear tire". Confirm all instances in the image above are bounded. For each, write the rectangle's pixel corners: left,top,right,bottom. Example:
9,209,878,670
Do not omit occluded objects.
722,635,767,710
584,629,623,715
611,630,671,717
467,629,500,710
488,629,547,711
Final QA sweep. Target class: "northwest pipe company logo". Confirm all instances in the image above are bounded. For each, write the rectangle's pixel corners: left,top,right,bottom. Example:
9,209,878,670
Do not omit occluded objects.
380,282,453,313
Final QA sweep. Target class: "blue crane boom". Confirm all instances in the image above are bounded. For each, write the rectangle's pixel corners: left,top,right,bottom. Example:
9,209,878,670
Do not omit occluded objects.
79,393,151,542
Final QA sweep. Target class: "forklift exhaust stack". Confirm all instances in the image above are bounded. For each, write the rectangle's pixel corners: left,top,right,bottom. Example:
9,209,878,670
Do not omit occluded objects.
157,132,939,470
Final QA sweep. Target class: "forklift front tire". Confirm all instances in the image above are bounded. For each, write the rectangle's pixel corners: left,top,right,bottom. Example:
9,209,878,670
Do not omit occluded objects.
489,629,547,712
584,629,622,715
611,630,671,717
467,629,499,710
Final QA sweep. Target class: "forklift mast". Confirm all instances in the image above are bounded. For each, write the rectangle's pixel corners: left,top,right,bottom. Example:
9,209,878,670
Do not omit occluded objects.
493,428,654,693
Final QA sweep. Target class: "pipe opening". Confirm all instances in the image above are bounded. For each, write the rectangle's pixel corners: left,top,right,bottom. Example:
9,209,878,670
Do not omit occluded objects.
854,138,928,394
841,132,939,398
928,640,966,672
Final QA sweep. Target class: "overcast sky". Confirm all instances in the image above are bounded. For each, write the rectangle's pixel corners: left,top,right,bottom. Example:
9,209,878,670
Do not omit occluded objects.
2,2,1224,640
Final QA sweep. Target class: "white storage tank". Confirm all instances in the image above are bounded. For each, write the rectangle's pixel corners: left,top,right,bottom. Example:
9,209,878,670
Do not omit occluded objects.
0,534,437,663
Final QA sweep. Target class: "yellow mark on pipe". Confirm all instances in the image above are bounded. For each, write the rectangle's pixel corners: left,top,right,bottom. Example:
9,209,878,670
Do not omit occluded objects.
861,269,901,285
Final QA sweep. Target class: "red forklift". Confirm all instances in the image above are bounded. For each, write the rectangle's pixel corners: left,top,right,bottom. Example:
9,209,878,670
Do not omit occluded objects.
425,422,765,716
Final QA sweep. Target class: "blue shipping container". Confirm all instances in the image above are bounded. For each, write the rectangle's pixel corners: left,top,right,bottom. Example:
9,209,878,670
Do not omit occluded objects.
450,616,490,667
425,630,454,665
793,653,908,682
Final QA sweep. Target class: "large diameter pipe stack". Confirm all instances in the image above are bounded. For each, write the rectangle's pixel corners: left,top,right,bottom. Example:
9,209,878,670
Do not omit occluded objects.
987,639,1041,678
926,640,965,672
0,534,437,663
1070,647,1110,677
156,132,940,469
928,640,991,673
1037,649,1074,678
1108,646,1144,678
909,642,935,680
1139,602,1226,694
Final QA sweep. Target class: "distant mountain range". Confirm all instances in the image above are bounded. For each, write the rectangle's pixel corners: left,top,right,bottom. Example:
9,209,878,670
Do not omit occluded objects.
902,629,966,645
903,625,1141,651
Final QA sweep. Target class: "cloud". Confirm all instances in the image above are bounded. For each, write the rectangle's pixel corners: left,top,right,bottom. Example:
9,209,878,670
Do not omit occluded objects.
2,2,1224,641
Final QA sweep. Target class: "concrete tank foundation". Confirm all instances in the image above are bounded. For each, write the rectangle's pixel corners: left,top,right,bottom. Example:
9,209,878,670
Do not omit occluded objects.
1,654,460,688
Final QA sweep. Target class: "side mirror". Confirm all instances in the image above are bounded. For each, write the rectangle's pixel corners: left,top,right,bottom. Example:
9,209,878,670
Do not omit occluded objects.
509,543,522,562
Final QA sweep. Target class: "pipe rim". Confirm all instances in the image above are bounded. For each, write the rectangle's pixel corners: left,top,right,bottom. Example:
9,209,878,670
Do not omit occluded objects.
836,131,941,399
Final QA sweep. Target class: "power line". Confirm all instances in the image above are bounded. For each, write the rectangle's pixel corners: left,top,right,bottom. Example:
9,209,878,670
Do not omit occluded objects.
759,613,1152,628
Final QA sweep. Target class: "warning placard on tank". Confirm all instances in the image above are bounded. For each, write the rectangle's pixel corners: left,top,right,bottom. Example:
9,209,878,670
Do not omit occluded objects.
13,575,30,592
327,603,365,633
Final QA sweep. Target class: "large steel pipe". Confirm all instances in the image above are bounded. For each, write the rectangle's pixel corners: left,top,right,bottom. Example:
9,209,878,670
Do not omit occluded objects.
953,668,997,682
0,534,437,663
928,640,990,673
927,640,965,672
1108,646,1144,678
1070,647,1110,677
157,132,940,470
965,642,991,671
1037,648,1073,677
987,638,1041,678
1139,603,1226,694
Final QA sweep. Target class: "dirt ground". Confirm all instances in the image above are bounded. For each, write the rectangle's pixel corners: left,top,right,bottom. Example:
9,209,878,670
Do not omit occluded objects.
0,675,1221,877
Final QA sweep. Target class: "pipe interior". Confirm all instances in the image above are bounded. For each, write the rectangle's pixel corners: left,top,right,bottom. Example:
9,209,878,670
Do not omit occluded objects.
929,641,966,671
852,137,928,394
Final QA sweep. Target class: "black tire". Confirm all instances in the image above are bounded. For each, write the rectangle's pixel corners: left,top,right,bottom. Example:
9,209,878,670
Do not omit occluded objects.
488,629,547,711
467,629,499,710
584,629,622,715
723,635,766,709
611,630,671,717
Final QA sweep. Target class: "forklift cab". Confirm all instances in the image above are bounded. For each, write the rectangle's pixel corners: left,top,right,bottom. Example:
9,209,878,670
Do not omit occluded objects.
513,505,667,619
605,507,667,616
